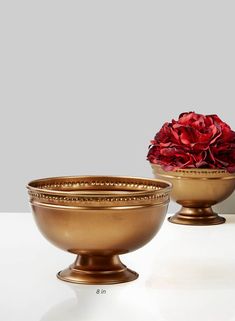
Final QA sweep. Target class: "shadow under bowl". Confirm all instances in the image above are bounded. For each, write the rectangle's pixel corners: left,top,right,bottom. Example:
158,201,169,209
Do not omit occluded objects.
27,175,171,284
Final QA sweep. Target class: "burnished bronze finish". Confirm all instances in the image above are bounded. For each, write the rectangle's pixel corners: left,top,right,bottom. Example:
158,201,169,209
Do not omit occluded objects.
27,176,171,284
152,165,235,226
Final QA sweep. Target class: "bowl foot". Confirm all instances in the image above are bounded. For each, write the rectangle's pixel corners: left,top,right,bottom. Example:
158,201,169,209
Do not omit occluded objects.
168,206,226,226
57,254,138,285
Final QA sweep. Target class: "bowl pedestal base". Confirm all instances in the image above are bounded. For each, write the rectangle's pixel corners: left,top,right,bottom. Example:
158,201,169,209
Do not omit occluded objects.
57,254,138,285
168,206,226,226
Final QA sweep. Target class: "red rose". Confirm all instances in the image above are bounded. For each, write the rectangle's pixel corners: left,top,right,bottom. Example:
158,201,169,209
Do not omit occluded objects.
147,111,235,172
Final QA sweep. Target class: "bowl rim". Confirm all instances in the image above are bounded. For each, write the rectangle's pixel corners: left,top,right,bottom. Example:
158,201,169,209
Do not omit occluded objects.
27,175,172,208
27,175,172,197
151,164,235,179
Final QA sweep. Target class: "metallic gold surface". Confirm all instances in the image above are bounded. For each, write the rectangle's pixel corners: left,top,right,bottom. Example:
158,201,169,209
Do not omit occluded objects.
152,165,235,226
27,176,171,284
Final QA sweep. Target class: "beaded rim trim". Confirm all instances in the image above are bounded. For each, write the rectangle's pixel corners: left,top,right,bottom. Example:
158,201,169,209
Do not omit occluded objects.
173,169,228,175
28,190,169,203
151,165,235,176
28,178,171,206
37,181,159,191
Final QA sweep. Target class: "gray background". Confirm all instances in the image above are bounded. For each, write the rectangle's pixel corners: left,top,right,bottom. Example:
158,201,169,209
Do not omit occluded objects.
0,0,234,213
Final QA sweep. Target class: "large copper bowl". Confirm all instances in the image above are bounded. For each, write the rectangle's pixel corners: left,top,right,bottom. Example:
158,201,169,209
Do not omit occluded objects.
152,165,235,226
27,176,171,284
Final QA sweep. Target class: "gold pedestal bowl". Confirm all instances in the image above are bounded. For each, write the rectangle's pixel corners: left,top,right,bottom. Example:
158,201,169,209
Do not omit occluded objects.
27,176,171,284
152,165,235,226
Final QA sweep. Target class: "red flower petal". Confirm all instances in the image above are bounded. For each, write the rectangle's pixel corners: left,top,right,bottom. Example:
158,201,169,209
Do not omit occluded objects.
147,111,235,172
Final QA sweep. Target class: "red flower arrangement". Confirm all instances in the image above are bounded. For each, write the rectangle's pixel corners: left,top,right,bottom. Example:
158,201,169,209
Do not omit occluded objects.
147,112,235,173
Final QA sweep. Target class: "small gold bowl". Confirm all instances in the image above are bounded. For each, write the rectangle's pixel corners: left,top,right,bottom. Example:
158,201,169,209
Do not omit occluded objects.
152,165,235,226
27,176,171,284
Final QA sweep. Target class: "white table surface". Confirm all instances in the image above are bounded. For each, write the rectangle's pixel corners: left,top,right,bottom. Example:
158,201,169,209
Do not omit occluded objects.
1,213,235,321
